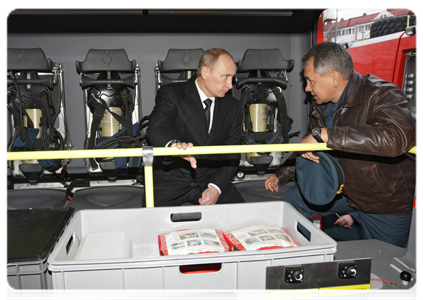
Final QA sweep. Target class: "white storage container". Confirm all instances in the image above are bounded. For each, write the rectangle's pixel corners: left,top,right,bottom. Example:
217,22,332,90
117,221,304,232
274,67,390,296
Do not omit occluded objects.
74,231,133,260
47,202,336,289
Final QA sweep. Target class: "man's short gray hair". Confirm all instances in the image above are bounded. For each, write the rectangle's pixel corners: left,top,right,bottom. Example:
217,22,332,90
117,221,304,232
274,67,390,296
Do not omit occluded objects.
197,48,234,77
301,42,354,80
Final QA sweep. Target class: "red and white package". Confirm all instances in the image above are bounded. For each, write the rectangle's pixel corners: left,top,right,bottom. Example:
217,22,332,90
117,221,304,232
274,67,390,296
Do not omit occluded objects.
159,228,230,256
224,225,300,251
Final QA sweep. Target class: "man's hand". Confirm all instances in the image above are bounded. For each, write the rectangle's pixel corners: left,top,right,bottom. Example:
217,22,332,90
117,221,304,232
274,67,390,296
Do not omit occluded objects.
199,186,220,205
298,128,328,163
334,214,355,228
298,134,320,163
171,142,197,169
265,174,280,192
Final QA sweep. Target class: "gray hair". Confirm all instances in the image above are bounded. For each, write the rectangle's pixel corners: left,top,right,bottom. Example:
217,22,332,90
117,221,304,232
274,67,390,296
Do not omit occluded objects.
197,48,234,77
301,42,354,80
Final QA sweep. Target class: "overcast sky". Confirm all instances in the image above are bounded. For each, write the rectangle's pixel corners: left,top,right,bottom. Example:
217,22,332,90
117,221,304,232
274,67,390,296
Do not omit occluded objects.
325,8,387,21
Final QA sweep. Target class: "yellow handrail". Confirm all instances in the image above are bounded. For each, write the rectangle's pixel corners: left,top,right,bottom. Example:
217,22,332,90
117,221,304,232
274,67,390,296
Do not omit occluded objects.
6,143,334,161
6,144,417,208
6,144,416,161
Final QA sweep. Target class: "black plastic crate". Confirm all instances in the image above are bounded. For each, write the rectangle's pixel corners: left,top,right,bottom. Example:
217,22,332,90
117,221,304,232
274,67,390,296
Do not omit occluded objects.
7,208,75,289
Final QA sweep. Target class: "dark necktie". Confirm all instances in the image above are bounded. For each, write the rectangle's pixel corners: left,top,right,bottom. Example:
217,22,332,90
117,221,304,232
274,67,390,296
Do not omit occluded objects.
204,98,212,131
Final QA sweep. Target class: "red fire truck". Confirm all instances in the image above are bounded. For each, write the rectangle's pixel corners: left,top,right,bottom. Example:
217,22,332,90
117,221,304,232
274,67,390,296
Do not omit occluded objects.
318,14,420,143
347,16,416,119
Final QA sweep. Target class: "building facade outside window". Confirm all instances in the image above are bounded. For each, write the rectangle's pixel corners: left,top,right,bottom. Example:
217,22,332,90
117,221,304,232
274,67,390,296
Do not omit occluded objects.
323,8,413,47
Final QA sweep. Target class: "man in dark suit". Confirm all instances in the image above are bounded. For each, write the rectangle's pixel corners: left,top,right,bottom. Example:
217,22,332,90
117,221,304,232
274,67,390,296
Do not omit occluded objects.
146,48,245,206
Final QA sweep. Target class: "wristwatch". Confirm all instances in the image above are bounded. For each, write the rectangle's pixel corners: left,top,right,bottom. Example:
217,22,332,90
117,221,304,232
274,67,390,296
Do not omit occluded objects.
311,127,324,143
162,139,181,164
166,139,181,147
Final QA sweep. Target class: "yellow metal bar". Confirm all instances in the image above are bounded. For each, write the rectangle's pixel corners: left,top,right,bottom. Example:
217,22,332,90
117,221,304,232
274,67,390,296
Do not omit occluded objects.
7,144,416,209
144,165,155,208
6,148,144,161
7,143,332,161
6,144,416,161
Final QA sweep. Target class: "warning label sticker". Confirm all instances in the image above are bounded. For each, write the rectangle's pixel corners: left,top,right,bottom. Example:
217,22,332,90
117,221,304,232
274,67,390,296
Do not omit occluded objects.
266,284,370,300
319,284,370,297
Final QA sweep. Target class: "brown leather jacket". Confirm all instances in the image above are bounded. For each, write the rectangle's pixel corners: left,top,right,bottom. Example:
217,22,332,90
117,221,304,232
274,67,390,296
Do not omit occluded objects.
275,71,416,215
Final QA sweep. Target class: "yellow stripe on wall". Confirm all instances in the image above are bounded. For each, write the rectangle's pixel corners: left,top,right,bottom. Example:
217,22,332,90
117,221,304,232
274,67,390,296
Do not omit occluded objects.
319,284,370,297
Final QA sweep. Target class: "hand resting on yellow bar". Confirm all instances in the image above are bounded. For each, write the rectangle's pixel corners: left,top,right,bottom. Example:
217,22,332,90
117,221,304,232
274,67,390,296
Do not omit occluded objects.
171,142,197,169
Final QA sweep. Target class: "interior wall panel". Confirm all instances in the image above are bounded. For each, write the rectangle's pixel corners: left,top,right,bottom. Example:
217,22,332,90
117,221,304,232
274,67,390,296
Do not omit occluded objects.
8,30,312,170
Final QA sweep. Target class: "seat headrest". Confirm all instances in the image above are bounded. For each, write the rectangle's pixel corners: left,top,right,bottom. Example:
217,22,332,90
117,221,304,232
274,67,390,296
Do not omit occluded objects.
8,48,55,72
236,48,294,72
158,48,204,72
76,49,136,74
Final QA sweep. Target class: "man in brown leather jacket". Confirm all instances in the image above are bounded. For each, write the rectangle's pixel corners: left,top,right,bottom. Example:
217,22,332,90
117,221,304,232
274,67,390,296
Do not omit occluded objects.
265,42,415,248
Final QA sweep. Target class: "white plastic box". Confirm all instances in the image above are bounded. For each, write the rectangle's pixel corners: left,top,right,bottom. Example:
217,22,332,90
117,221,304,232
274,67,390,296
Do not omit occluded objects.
47,202,336,289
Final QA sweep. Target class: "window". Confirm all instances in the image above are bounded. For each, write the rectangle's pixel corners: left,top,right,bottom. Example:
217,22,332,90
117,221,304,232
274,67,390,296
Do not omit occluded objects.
323,8,386,42
321,8,386,43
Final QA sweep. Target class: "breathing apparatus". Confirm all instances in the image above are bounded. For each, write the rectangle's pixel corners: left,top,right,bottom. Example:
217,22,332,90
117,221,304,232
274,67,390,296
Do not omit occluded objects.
7,48,72,185
77,49,147,181
236,49,300,174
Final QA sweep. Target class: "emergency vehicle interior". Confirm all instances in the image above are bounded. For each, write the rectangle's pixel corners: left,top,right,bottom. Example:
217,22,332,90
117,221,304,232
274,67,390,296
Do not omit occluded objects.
7,9,416,293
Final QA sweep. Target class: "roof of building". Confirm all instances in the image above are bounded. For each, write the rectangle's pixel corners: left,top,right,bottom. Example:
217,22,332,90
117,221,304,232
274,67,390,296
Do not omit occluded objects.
386,8,414,17
324,9,414,31
347,13,379,26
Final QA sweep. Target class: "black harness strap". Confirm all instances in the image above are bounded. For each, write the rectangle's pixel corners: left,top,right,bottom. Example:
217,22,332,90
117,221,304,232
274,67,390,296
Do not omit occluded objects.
7,91,35,151
271,85,290,144
38,89,55,142
240,87,252,132
240,83,292,144
86,87,135,170
7,90,35,129
87,102,106,170
119,88,134,137
90,89,134,134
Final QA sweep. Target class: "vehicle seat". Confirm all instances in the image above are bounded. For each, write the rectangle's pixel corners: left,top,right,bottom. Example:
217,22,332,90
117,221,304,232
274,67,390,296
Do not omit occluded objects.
235,48,298,175
76,49,147,181
7,48,72,185
65,185,144,211
8,188,68,209
155,48,204,93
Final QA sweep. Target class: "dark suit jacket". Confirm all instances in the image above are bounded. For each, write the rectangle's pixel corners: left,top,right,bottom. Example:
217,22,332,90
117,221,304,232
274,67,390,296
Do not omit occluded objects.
147,76,242,205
